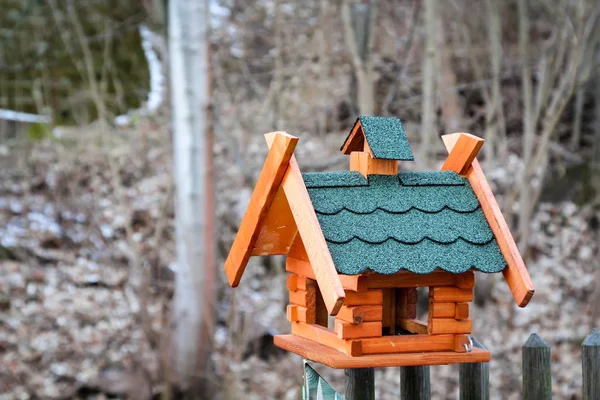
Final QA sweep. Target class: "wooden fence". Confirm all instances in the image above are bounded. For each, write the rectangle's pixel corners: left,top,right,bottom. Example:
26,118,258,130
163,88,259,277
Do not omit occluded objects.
305,329,600,400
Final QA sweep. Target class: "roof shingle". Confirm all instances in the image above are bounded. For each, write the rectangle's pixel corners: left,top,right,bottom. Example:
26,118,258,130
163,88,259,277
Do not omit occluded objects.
303,171,507,275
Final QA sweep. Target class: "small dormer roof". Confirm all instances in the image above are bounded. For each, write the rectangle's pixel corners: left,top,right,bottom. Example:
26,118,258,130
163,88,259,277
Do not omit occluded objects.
341,116,414,161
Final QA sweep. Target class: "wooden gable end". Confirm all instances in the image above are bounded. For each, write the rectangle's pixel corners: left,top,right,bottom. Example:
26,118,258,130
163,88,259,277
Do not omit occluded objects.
441,133,535,307
225,131,346,316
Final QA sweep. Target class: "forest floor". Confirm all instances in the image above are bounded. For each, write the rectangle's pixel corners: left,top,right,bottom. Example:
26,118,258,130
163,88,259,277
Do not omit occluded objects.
1,116,599,399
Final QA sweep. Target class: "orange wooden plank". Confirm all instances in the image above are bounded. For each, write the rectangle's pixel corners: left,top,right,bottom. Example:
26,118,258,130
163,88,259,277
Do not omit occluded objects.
251,186,298,256
344,290,383,306
291,322,361,356
286,257,316,279
286,304,315,323
431,302,456,318
431,287,473,303
338,274,368,292
454,334,470,353
225,132,298,287
398,319,428,334
335,320,382,339
441,132,484,175
350,151,370,178
315,287,328,327
277,152,345,315
274,334,491,368
286,274,308,291
336,305,383,324
367,271,457,288
442,133,535,307
289,289,310,307
381,288,396,331
429,318,472,334
455,271,475,289
455,303,469,320
360,334,455,355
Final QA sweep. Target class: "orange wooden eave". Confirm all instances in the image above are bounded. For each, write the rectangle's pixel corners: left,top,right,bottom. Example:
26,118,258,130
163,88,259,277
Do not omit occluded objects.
224,132,345,316
441,133,535,307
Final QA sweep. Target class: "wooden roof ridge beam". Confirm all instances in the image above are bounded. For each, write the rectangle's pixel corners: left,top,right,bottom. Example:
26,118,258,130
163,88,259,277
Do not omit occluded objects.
441,133,535,307
266,136,346,316
441,132,484,175
224,131,298,287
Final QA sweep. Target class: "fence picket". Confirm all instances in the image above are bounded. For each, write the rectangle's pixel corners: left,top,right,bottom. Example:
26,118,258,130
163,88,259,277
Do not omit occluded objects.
344,368,374,400
400,366,430,400
522,333,552,400
582,329,600,400
459,337,489,400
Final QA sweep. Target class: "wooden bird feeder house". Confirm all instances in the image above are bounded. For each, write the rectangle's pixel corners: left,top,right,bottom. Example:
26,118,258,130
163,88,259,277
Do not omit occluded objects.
224,116,534,368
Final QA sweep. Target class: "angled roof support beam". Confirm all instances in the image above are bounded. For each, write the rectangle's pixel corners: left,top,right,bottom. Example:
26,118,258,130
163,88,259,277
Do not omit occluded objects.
266,137,346,316
225,132,298,287
441,132,484,175
442,133,535,307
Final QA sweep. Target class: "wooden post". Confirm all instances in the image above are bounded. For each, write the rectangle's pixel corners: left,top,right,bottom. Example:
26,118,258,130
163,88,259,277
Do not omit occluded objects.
582,329,600,400
459,338,489,400
522,333,552,400
400,366,430,400
345,368,374,400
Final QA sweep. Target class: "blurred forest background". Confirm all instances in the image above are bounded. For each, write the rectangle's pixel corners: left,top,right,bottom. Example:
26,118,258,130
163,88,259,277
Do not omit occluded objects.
1,0,600,399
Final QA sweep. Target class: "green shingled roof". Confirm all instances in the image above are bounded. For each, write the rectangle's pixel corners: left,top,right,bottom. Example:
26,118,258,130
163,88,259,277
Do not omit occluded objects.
302,171,507,275
343,116,414,160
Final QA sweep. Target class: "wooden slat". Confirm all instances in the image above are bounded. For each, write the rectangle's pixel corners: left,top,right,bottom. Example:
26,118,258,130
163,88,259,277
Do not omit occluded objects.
454,334,471,353
335,320,382,339
367,271,458,288
455,303,469,320
429,318,472,334
225,132,298,287
360,334,455,355
441,132,484,175
315,286,328,327
382,288,396,331
431,302,456,318
398,319,429,334
350,151,370,178
397,288,418,320
276,151,345,315
289,289,310,307
336,305,383,324
442,133,535,307
455,272,475,289
338,274,368,292
431,287,473,303
291,322,361,356
344,290,383,306
286,304,315,323
522,333,552,400
251,185,298,256
286,257,315,279
274,334,491,369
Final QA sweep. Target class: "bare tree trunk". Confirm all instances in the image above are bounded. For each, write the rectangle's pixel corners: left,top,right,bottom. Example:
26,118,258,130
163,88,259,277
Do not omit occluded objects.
437,17,462,134
517,0,534,253
342,0,378,116
317,0,330,135
484,0,506,162
168,0,216,395
420,0,437,167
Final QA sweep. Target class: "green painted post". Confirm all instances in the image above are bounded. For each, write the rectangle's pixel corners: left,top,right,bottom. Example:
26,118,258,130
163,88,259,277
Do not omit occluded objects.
582,329,600,400
522,333,552,400
459,338,489,400
400,366,430,400
344,368,374,400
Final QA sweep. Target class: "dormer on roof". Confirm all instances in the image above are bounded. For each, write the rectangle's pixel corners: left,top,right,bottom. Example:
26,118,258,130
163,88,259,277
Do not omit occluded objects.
341,116,414,177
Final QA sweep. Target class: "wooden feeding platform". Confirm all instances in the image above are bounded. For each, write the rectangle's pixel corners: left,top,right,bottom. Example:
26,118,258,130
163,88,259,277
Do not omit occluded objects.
224,116,534,377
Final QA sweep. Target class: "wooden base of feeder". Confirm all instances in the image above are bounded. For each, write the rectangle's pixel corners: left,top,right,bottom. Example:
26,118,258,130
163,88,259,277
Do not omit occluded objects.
274,334,490,369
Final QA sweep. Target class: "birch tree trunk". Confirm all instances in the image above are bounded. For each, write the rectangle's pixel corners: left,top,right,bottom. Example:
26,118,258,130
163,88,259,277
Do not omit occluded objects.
420,0,437,168
168,0,216,395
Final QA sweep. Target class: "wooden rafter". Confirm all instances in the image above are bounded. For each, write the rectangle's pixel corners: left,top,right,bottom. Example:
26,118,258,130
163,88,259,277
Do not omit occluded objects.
442,133,535,307
441,132,484,175
224,132,298,287
265,135,346,316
